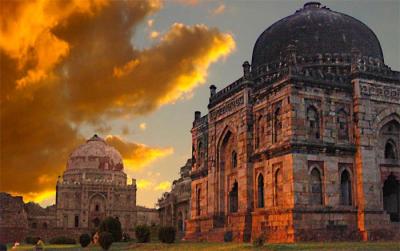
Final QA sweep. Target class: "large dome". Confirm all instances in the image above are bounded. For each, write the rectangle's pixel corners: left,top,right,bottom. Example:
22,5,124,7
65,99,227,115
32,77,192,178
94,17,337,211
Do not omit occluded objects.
67,134,124,171
251,2,384,69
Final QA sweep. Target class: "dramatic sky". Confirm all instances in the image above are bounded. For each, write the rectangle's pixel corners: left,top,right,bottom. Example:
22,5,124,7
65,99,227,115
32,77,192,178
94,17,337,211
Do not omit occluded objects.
1,0,399,208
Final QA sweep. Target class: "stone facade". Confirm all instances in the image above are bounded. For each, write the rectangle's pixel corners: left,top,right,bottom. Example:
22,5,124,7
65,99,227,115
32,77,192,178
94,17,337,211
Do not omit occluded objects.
1,135,146,243
186,2,400,243
158,159,192,237
137,206,160,226
0,193,28,243
55,135,137,235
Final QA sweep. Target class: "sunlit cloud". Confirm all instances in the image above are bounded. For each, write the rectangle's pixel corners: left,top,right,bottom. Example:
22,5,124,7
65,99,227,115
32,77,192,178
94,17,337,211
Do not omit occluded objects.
137,179,154,190
150,31,160,39
154,181,171,191
0,0,235,206
173,0,200,6
211,3,226,16
147,19,154,27
139,122,147,131
105,135,174,172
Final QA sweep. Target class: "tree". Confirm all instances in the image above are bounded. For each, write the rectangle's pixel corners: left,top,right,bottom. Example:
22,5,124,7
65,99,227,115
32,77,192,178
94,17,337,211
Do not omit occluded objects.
79,233,91,247
99,232,113,250
99,217,122,242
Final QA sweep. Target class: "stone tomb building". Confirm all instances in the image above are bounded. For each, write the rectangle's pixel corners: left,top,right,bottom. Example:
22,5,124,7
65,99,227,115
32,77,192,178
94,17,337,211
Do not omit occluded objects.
186,2,400,242
56,134,137,232
0,135,140,243
158,159,192,237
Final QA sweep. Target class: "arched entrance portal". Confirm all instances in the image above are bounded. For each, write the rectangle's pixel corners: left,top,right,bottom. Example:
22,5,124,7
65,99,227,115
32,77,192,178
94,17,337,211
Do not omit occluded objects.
229,181,238,213
383,175,400,222
217,129,236,214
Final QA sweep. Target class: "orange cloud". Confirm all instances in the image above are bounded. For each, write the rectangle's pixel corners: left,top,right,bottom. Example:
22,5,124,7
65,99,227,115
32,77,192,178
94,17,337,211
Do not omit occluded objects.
211,3,226,16
154,181,171,191
0,0,235,205
149,30,160,39
105,135,174,172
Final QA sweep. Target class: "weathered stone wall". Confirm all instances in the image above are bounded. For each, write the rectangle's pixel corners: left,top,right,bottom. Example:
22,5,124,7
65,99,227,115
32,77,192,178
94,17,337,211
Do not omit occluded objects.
0,194,28,243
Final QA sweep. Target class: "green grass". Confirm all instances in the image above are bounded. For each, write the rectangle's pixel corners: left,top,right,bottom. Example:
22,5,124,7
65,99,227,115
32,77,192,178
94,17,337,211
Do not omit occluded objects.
8,241,400,251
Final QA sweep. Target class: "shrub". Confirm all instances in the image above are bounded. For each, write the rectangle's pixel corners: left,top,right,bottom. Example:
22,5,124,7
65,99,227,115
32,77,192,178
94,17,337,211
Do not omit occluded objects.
99,232,113,250
121,232,131,242
253,234,265,247
158,226,176,243
79,233,91,247
224,231,233,242
49,236,76,244
25,236,39,245
135,225,150,243
0,243,6,251
99,217,122,242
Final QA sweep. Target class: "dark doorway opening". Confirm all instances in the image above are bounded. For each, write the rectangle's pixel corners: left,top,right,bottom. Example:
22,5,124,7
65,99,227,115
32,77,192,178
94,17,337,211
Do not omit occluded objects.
383,175,399,222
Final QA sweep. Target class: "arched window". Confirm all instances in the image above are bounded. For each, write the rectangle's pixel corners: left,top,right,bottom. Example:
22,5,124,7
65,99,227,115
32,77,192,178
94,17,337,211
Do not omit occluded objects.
337,109,348,140
42,222,48,229
231,151,237,168
74,215,79,228
196,187,201,216
385,140,397,159
310,168,323,205
95,204,99,212
340,170,352,206
229,181,238,213
32,222,37,229
275,169,283,206
257,174,264,208
197,141,204,165
256,115,263,148
307,106,320,139
273,108,282,143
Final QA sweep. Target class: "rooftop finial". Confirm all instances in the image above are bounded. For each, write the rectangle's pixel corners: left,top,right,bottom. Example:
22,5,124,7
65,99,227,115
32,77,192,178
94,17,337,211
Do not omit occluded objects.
304,2,321,9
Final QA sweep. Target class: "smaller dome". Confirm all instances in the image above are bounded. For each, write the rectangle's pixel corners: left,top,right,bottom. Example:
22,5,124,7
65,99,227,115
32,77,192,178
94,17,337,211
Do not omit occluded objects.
67,134,124,171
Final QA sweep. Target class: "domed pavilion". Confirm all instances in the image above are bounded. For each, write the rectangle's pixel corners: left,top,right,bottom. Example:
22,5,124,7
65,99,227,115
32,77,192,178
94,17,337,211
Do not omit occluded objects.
186,2,400,243
56,134,137,234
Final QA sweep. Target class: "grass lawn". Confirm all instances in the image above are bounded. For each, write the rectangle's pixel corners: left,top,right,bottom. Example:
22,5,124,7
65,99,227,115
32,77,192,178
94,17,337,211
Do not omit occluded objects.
7,241,400,251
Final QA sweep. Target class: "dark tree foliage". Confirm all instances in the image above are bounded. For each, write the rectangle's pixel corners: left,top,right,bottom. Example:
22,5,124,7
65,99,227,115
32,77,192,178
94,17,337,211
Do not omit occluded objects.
135,225,151,243
223,231,233,242
79,233,91,247
158,226,176,243
99,232,113,251
99,217,122,242
25,237,39,245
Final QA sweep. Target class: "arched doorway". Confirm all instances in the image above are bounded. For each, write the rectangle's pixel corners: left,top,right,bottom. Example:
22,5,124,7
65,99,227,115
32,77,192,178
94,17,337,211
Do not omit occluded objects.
229,181,238,213
177,211,184,232
383,175,399,222
217,129,235,214
89,194,106,229
257,174,264,208
340,170,352,206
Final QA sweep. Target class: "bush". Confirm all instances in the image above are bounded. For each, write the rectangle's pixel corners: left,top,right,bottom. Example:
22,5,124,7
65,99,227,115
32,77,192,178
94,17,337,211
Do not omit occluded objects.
99,232,113,250
121,232,131,242
99,217,122,242
25,236,39,245
79,233,91,247
49,236,76,244
158,226,176,243
224,231,233,242
253,234,265,247
0,243,6,251
135,225,150,243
